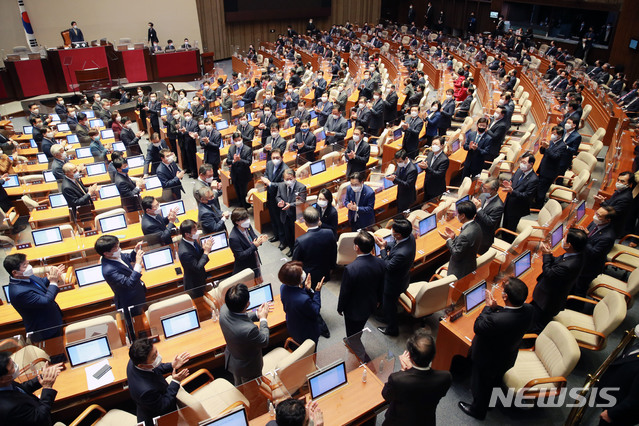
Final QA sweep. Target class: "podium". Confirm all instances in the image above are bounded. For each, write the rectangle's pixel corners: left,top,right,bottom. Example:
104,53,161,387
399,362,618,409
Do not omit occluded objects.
74,67,110,92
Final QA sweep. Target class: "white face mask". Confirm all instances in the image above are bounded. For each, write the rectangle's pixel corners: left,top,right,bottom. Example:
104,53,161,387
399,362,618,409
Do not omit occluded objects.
352,134,360,142
191,230,202,240
397,161,407,168
234,141,243,148
285,180,295,188
46,132,54,139
172,114,180,121
205,176,214,183
446,95,453,100
616,182,628,191
22,264,34,277
351,185,362,193
493,112,500,120
592,214,605,226
550,134,558,141
205,125,213,131
411,111,418,117
151,354,162,368
239,219,251,229
112,248,122,259
153,142,161,147
240,119,247,125
32,109,39,114
519,162,529,172
95,97,101,102
264,110,271,116
69,111,76,117
272,158,282,167
298,106,305,111
373,95,380,100
115,116,121,122
166,107,173,113
332,113,340,119
431,145,441,153
359,104,365,109
167,155,176,163
184,116,192,122
199,124,206,130
272,132,279,138
321,97,328,103
191,101,199,106
317,199,328,208
73,171,82,179
565,124,573,131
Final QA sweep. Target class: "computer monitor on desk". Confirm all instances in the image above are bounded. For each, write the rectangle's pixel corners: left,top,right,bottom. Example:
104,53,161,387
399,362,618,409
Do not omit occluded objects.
215,120,229,131
200,407,249,426
37,153,48,164
418,214,437,237
23,126,33,135
464,280,487,313
56,123,70,132
576,200,586,224
111,142,126,152
86,163,107,176
100,129,114,140
393,128,403,140
310,159,326,176
145,175,162,190
3,174,20,188
126,155,145,169
142,246,174,271
89,119,104,128
32,227,63,246
160,308,200,339
2,285,11,304
99,184,120,199
75,264,106,287
550,224,564,249
65,335,112,368
382,177,396,189
308,360,348,400
43,171,56,183
374,234,395,256
75,147,92,159
82,110,95,119
99,213,128,233
67,134,79,144
513,250,532,278
456,195,469,206
49,114,60,122
160,200,185,217
247,283,273,311
199,231,229,253
49,193,68,208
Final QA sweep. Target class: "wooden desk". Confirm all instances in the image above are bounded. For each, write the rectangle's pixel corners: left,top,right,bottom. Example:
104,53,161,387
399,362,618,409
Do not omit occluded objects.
6,182,58,197
249,366,385,426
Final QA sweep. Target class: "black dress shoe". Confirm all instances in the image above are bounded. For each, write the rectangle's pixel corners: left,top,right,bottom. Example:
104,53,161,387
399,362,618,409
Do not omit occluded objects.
458,401,486,420
321,329,331,338
285,249,293,257
278,243,287,251
377,326,399,337
269,236,279,243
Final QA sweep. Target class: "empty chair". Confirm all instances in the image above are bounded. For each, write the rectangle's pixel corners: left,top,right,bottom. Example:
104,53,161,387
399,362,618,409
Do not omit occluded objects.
69,404,137,426
261,338,317,397
554,291,627,350
321,151,341,167
491,225,534,261
399,275,458,318
406,209,429,229
479,153,505,182
21,195,42,212
145,294,194,335
94,208,126,231
64,314,127,349
564,152,597,181
511,99,532,126
548,169,590,204
336,232,358,266
436,248,497,277
503,321,581,396
578,104,592,130
295,162,311,179
204,268,255,310
588,263,639,307
606,236,639,269
442,176,472,203
516,199,562,237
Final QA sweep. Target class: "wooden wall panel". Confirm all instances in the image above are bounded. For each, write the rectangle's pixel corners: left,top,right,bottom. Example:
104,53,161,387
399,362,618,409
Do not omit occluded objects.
196,0,381,60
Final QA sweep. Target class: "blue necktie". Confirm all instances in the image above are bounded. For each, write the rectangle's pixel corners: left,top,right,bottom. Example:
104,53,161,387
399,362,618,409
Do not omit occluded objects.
29,277,46,292
13,383,27,395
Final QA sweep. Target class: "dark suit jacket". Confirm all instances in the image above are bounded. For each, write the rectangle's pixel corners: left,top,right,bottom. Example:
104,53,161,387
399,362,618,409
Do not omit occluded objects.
475,194,504,254
486,118,508,159
368,99,385,130
0,378,57,426
382,368,452,426
198,202,226,234
394,161,418,211
439,99,456,130
338,254,385,321
344,184,375,230
324,115,349,145
199,128,222,165
384,92,399,122
276,180,307,223
602,188,634,236
596,346,639,425
8,276,63,340
293,132,316,162
141,213,175,246
424,152,449,200
446,221,482,278
402,116,423,156
264,161,286,202
471,304,534,371
51,158,66,181
60,176,92,212
533,253,584,317
580,222,616,280
463,131,493,176
380,235,417,296
126,360,178,426
219,305,269,380
229,225,260,275
280,284,322,344
101,251,146,312
157,161,184,200
114,171,141,212
345,139,370,178
143,139,168,175
503,170,539,228
178,238,210,294
292,227,337,285
226,144,253,183
314,203,338,239
558,131,582,173
538,140,567,180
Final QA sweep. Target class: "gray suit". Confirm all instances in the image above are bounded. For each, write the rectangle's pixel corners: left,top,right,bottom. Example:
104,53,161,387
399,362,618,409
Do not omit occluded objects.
219,305,269,384
192,177,221,210
446,221,482,279
474,194,504,254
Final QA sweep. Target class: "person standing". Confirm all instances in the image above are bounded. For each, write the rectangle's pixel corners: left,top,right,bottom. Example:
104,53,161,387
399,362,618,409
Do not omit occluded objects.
178,220,214,298
277,169,308,257
226,132,253,209
401,105,424,159
595,171,635,237
374,219,416,336
344,172,376,231
177,110,199,177
140,196,178,246
113,157,143,213
440,201,482,279
229,208,268,278
314,189,338,239
502,152,538,232
197,187,229,234
260,149,287,247
219,283,270,385
472,179,504,254
198,119,222,180
418,137,449,202
3,255,65,342
345,126,370,178
383,330,452,425
536,126,567,208
293,122,316,162
147,22,158,45
530,228,587,333
60,163,97,218
387,149,418,212
338,231,385,361
143,133,168,177
458,278,534,420
157,149,185,201
127,338,190,426
462,118,492,179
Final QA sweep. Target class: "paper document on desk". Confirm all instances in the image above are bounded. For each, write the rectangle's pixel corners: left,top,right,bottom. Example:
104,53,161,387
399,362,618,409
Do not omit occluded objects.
85,359,114,390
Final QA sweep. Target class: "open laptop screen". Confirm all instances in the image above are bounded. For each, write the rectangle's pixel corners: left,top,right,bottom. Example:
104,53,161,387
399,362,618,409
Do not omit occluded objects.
32,227,63,246
247,283,274,311
86,163,107,176
56,123,70,132
199,407,248,426
126,155,145,169
43,171,56,183
142,246,174,270
49,193,68,208
576,201,586,223
67,134,79,144
99,214,127,233
160,200,185,217
100,129,114,140
550,224,564,249
310,159,326,176
75,147,92,159
65,335,111,368
89,119,104,128
418,214,437,236
464,280,487,312
75,264,106,287
145,175,161,190
199,231,229,253
308,361,348,400
3,175,20,188
99,184,120,199
514,251,532,278
160,308,200,339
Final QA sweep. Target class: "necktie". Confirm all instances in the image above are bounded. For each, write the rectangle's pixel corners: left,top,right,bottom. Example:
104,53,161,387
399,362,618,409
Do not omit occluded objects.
13,383,27,395
194,241,203,256
355,191,361,205
589,225,599,237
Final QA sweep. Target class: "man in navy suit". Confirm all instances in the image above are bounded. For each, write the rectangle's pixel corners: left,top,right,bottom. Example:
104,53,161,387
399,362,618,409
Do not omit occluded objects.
387,149,418,212
260,149,287,247
324,107,349,146
143,133,168,177
596,171,635,237
374,219,416,336
459,278,534,420
502,152,539,232
265,124,287,161
0,351,63,426
462,118,492,179
439,89,456,136
157,149,185,201
140,196,178,246
120,118,144,156
312,70,327,102
69,21,84,43
143,93,161,134
368,90,385,136
314,94,332,127
402,105,424,159
441,201,483,279
486,106,509,160
345,126,370,178
113,157,143,213
530,228,587,333
198,118,222,179
344,172,376,231
197,187,228,234
178,220,215,298
4,254,64,342
127,338,190,426
177,110,199,176
536,125,567,207
96,235,147,336
226,132,253,209
277,169,308,257
557,118,582,179
472,179,504,254
60,163,97,217
419,137,449,202
338,231,385,361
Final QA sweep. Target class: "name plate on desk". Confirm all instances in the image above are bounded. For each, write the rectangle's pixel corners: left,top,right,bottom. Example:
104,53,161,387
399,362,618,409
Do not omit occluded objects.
84,230,99,237
27,161,36,165
17,243,32,249
36,205,48,211
58,284,75,292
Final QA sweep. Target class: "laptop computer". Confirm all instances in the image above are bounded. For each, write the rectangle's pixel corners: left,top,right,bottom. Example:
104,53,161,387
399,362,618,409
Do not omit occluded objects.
23,126,33,135
49,193,68,208
126,155,145,169
2,175,19,188
160,200,185,217
82,110,95,119
550,223,564,249
43,171,56,183
66,134,79,144
100,129,115,140
99,213,128,233
199,231,229,253
65,335,112,368
418,214,437,236
307,360,348,400
393,128,403,140
215,120,229,131
246,283,274,311
199,407,249,426
142,246,174,271
374,234,395,256
32,227,63,246
99,184,120,199
75,264,106,287
160,308,200,339
464,280,487,313
513,250,532,278
56,123,70,132
145,175,162,190
75,147,92,159
111,142,126,152
310,159,327,176
576,200,586,224
89,119,104,128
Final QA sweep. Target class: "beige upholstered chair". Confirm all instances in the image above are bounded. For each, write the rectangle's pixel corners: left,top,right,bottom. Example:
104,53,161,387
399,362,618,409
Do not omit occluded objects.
517,199,562,238
548,169,590,204
491,225,534,262
336,232,358,265
606,235,639,269
503,321,581,396
564,152,597,181
204,268,255,310
94,208,126,232
145,294,194,335
64,314,127,349
261,338,317,399
399,275,457,318
588,263,639,307
554,292,627,350
436,248,497,277
69,404,137,426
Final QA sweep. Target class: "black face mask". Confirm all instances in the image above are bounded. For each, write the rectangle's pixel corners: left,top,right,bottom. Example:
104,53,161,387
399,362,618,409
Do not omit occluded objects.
477,127,486,133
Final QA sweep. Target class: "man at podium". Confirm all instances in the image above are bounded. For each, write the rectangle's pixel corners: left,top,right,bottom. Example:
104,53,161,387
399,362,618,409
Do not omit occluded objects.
69,21,84,43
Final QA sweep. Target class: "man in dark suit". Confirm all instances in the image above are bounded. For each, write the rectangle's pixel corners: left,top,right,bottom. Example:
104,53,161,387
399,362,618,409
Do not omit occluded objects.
226,132,253,209
439,89,456,136
69,21,84,43
264,124,287,161
177,110,199,176
0,351,62,426
384,85,399,125
50,145,69,181
229,208,268,277
572,206,617,301
113,157,143,213
462,117,492,178
530,228,587,333
472,178,505,254
197,187,228,234
198,119,222,179
324,106,349,146
127,338,190,426
536,126,568,207
368,91,385,136
292,207,336,337
95,235,147,335
486,106,509,160
143,93,161,134
312,71,328,103
157,149,185,201
178,220,215,298
375,219,416,336
277,169,308,257
293,122,317,163
193,163,222,209
459,278,534,420
338,231,385,361
345,126,370,178
453,88,475,121
441,201,482,279
60,163,97,217
344,172,376,231
402,105,424,159
140,196,178,246
292,101,311,130
419,137,449,202
502,152,539,232
259,149,287,246
4,254,65,342
557,119,582,179
383,329,452,425
143,133,168,177
219,283,270,384
595,171,635,237
388,149,418,212
147,22,158,44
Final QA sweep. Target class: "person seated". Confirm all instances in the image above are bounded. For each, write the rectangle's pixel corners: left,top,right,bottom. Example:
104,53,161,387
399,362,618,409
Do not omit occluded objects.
454,80,470,102
69,21,84,43
165,39,175,50
198,187,229,234
452,87,474,121
89,130,109,162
